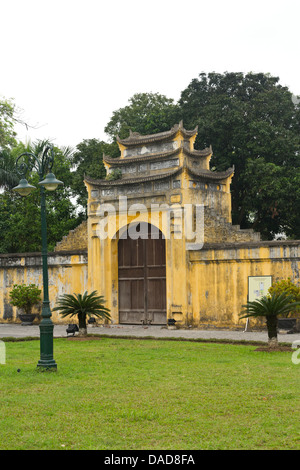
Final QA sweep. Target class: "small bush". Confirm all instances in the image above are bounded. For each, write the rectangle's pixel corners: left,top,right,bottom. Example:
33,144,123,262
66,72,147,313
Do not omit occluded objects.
105,168,122,181
268,278,300,317
9,284,42,315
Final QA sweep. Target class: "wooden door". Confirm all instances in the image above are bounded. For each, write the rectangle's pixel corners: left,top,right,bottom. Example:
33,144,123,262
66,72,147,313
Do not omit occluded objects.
118,223,166,324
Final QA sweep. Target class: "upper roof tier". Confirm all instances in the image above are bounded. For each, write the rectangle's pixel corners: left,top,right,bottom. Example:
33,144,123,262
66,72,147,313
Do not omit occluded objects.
84,122,234,190
85,166,234,188
113,121,212,163
103,144,212,166
117,121,198,148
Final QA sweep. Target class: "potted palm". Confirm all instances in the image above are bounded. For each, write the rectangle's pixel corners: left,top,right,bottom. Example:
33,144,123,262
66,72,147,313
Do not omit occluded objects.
239,292,300,348
52,291,111,336
9,283,42,325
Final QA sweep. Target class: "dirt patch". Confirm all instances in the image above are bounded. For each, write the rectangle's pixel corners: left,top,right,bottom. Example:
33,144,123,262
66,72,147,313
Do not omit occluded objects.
254,346,293,352
66,336,102,341
64,335,296,350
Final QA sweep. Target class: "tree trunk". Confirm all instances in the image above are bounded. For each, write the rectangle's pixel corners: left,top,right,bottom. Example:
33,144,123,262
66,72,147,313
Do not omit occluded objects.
266,316,278,348
78,327,87,337
78,313,87,336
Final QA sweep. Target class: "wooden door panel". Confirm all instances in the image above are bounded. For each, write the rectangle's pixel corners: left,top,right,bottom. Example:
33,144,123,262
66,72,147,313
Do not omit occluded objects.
118,280,131,311
118,223,166,325
119,267,144,279
146,266,166,278
131,279,144,310
119,279,144,323
147,279,165,310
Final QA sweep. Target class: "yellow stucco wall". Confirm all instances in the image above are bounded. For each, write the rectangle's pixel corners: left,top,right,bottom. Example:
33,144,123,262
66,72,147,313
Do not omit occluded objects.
0,251,88,324
1,231,299,328
188,242,300,328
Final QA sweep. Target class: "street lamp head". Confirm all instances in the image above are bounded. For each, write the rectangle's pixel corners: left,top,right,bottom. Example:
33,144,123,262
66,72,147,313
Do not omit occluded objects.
38,173,63,191
12,178,36,196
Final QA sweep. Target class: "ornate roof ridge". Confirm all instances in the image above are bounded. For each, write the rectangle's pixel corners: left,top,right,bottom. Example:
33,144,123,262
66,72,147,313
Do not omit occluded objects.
117,121,198,147
104,144,212,166
103,147,181,165
184,145,213,158
188,166,234,181
84,167,182,187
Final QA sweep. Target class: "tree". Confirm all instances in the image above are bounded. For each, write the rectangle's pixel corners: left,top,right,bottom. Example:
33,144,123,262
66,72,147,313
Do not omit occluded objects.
71,139,106,212
179,72,300,239
0,140,83,253
0,149,19,190
0,97,33,151
53,291,111,336
104,92,181,157
0,98,17,150
239,293,300,348
241,158,300,239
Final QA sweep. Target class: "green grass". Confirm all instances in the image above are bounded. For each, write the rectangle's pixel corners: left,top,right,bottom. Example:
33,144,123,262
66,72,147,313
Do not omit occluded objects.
0,337,299,450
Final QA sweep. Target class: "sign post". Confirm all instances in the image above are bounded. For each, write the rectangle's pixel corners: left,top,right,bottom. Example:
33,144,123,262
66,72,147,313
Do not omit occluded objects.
244,276,273,331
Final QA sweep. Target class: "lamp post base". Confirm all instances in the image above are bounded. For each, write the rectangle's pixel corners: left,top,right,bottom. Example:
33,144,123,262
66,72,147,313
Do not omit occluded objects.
37,317,57,370
37,359,57,370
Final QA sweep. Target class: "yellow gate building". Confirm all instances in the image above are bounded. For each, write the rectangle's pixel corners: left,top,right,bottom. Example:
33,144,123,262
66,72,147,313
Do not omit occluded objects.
0,122,299,328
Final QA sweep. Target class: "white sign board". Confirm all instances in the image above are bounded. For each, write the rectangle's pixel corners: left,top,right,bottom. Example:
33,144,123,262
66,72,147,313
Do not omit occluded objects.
248,276,272,301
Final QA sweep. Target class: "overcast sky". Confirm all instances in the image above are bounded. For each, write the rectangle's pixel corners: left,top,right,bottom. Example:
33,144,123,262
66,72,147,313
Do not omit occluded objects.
1,0,299,149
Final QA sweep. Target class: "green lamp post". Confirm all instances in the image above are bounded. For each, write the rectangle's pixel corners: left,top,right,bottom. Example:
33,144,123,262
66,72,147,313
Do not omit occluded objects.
12,144,63,370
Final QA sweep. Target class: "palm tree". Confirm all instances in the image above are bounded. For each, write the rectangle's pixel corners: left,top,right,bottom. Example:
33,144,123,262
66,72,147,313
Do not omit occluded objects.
0,149,19,190
0,141,58,191
53,291,111,336
239,293,300,348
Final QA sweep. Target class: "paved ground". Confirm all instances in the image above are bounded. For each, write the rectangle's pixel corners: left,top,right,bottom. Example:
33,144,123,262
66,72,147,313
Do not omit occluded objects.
1,323,300,344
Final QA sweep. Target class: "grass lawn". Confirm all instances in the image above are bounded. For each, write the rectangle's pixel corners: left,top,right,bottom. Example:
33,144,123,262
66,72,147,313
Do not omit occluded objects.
0,336,299,450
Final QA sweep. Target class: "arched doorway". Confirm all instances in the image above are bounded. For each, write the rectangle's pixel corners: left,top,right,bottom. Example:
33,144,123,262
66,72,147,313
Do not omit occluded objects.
118,223,166,324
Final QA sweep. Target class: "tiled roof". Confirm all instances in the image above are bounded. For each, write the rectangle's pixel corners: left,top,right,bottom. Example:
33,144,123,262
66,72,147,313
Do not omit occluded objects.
184,145,212,158
103,145,212,166
103,148,181,165
117,121,198,147
188,166,234,181
84,168,182,187
85,165,234,188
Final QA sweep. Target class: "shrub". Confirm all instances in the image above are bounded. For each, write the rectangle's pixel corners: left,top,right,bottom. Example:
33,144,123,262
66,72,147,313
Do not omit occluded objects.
240,292,300,348
105,168,122,181
268,278,300,317
52,291,111,336
9,284,42,315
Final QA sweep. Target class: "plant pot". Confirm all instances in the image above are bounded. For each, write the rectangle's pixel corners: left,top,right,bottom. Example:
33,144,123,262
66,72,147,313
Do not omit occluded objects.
19,314,36,325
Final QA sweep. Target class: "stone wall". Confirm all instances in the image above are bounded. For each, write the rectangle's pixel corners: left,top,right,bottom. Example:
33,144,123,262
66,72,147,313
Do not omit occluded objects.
187,240,300,329
203,206,260,244
1,240,299,328
0,250,88,324
54,221,87,252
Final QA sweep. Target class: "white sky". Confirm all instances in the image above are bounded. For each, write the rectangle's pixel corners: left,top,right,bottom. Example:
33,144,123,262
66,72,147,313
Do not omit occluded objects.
1,0,300,149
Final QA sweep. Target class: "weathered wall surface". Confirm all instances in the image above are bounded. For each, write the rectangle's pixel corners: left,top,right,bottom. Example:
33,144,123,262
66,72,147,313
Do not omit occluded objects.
203,206,260,244
54,221,87,252
186,241,300,329
0,250,87,324
1,239,299,328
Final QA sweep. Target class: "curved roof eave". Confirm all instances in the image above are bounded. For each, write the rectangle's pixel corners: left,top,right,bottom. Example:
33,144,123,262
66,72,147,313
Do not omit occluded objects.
116,122,198,147
84,167,183,187
188,166,234,181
